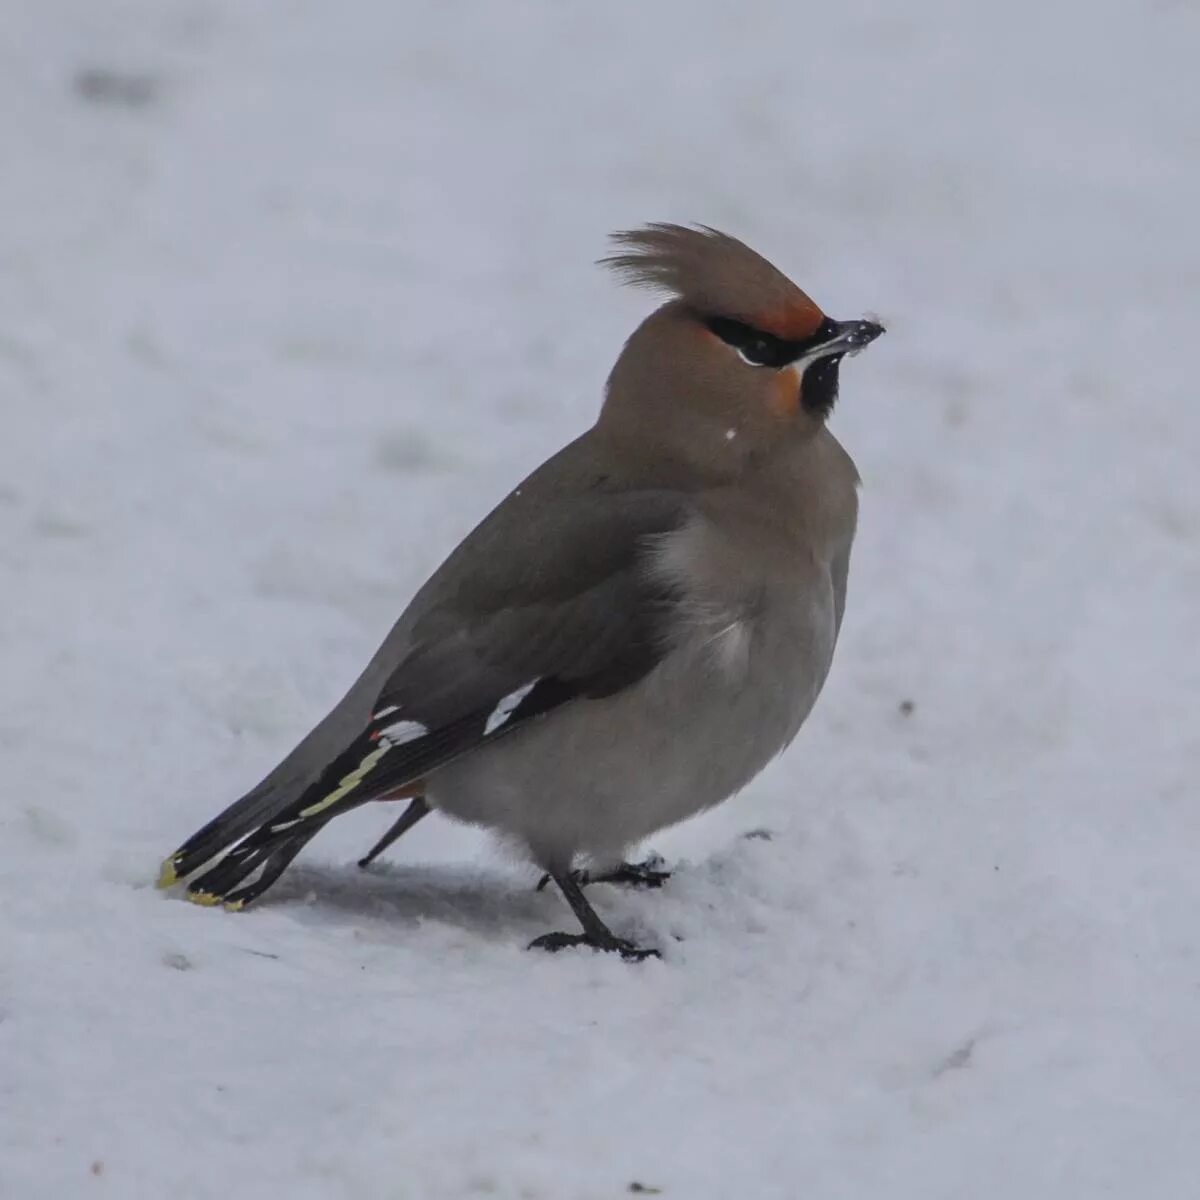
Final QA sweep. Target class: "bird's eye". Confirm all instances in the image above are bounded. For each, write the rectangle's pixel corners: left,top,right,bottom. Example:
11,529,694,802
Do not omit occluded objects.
738,337,775,367
705,316,797,369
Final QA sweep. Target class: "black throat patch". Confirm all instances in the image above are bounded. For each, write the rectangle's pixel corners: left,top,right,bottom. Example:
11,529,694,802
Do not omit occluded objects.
800,353,843,419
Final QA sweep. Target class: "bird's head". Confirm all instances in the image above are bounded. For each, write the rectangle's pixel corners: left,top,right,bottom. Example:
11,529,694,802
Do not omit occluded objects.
598,224,883,473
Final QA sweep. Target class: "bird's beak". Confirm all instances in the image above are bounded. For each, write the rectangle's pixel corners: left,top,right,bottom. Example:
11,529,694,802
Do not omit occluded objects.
812,318,885,359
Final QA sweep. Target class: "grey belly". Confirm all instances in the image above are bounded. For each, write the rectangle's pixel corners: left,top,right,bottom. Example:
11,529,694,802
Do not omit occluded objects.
426,586,837,870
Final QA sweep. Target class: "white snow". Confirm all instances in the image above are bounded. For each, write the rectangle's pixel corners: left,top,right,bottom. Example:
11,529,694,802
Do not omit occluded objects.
2,2,1198,1198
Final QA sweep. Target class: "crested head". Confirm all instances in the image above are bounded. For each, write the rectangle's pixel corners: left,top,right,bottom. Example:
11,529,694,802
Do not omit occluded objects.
601,223,826,343
597,224,884,456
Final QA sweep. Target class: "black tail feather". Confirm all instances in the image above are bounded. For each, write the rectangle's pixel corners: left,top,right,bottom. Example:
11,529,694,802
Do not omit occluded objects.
159,723,404,904
222,835,315,908
159,695,497,906
194,823,323,909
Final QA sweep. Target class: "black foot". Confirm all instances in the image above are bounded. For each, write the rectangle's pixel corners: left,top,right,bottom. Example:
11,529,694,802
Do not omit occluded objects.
535,854,670,892
528,931,660,961
535,864,661,961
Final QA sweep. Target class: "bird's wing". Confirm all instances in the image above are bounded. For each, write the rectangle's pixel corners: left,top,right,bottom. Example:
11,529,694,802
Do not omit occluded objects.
295,489,689,810
160,482,690,896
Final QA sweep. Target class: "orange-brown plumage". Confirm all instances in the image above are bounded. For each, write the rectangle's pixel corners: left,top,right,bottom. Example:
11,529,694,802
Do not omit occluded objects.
601,223,826,338
768,364,803,418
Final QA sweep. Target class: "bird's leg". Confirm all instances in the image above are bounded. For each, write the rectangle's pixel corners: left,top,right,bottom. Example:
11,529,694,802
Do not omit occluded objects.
534,852,670,892
529,868,660,961
357,796,431,868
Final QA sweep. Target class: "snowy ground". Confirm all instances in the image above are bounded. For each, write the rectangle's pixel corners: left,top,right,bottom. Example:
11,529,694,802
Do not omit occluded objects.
3,2,1199,1197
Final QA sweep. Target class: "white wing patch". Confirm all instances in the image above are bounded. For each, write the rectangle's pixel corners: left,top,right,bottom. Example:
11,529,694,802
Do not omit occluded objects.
484,680,539,736
296,717,429,821
379,719,428,745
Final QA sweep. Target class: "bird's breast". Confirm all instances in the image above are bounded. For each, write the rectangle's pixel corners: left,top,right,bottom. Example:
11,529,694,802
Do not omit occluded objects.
665,571,837,731
650,514,841,762
426,514,845,865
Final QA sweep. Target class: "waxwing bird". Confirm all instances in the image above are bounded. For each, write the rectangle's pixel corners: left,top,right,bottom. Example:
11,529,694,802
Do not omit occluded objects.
158,224,884,959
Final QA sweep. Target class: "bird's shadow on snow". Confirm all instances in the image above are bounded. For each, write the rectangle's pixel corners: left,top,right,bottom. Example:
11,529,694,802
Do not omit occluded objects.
231,835,774,948
245,859,562,942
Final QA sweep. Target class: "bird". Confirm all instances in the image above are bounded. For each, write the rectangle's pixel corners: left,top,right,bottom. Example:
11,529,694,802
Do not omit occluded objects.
157,223,884,959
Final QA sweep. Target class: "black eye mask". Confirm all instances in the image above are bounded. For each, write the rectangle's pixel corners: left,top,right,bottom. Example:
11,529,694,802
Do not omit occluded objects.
704,315,838,369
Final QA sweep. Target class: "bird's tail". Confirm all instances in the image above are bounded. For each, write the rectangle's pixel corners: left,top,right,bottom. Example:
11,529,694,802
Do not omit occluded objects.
158,723,414,909
163,817,328,911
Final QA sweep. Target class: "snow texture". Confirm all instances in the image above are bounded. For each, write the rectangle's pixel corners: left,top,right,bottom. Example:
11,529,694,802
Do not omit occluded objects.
2,2,1198,1198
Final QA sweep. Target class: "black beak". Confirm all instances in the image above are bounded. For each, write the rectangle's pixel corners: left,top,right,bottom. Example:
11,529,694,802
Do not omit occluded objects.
816,318,885,357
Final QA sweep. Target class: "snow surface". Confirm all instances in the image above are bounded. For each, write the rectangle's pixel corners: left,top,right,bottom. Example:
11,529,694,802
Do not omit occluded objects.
2,2,1199,1197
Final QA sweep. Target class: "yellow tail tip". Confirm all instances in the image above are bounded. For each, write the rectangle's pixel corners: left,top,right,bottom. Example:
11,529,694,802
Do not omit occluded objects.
223,899,246,913
186,890,223,908
156,859,179,889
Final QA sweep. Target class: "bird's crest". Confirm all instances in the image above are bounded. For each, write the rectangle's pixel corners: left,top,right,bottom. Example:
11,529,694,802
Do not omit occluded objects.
601,223,825,341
